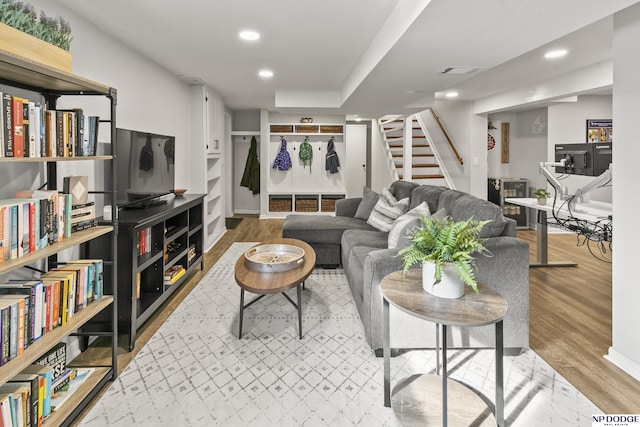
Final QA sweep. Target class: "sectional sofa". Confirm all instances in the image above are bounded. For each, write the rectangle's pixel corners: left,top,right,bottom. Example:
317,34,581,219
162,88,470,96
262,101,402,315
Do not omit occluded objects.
283,181,530,353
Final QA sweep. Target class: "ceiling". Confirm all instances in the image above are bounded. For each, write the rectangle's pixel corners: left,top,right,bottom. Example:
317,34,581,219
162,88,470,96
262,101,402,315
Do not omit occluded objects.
56,0,638,118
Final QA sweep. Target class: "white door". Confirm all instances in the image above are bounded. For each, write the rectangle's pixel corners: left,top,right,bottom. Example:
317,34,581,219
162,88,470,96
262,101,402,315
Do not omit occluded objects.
345,124,367,197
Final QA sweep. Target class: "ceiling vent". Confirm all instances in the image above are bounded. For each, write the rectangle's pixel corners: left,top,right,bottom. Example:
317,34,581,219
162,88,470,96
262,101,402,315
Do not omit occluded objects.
177,75,207,85
440,66,482,75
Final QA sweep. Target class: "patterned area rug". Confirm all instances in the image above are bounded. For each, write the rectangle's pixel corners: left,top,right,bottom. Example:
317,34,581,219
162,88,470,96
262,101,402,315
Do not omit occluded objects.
80,242,601,426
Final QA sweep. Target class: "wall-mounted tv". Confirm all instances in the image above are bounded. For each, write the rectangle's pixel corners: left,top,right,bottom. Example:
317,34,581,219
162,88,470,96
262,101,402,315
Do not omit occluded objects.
115,128,175,208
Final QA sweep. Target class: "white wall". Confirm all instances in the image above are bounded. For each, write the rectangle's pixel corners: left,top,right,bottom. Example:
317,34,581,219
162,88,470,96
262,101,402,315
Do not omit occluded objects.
607,3,640,381
370,119,395,193
547,95,613,203
27,0,194,194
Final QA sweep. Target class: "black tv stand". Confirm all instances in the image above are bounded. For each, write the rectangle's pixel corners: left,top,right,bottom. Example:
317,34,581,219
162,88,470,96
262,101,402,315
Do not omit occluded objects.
124,198,168,209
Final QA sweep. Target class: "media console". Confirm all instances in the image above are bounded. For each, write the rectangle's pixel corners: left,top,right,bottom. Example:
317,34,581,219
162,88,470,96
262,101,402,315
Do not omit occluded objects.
88,194,205,350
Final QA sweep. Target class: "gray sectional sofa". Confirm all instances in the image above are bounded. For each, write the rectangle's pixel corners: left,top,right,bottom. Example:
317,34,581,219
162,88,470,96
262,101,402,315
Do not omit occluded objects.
283,181,530,353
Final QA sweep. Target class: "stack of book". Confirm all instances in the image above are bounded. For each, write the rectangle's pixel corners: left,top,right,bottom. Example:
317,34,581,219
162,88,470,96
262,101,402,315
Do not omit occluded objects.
69,201,97,233
164,265,185,286
0,90,100,159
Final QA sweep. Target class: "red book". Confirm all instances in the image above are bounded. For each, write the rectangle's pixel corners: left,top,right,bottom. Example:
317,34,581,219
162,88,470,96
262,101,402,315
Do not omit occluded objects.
11,97,24,157
51,280,60,329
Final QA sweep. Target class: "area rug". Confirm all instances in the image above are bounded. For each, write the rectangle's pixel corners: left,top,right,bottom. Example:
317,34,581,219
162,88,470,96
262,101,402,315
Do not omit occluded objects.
79,242,601,426
225,217,244,229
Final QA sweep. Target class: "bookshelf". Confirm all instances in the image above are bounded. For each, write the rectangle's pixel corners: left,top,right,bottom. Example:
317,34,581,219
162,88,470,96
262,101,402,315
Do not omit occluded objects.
87,195,204,351
0,49,118,426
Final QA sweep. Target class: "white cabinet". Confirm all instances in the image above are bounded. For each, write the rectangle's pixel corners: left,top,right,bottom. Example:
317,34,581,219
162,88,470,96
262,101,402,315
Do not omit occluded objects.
190,86,225,250
207,92,224,154
267,123,346,216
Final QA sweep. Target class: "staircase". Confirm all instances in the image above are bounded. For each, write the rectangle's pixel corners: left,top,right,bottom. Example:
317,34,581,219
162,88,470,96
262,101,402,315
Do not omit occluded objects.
379,114,447,186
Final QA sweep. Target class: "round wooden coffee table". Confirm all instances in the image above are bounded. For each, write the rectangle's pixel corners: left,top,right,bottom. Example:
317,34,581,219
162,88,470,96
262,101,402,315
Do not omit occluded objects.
381,269,508,426
234,238,316,339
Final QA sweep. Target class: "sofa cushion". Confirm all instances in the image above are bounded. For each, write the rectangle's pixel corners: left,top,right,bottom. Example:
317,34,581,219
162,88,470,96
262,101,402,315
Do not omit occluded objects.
283,214,376,244
354,187,380,220
449,194,507,237
367,188,410,232
389,180,419,201
342,229,388,262
387,201,430,249
437,189,467,213
410,185,447,212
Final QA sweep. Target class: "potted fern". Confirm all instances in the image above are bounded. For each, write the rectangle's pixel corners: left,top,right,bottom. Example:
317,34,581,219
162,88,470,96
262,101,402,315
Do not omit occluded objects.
398,216,490,298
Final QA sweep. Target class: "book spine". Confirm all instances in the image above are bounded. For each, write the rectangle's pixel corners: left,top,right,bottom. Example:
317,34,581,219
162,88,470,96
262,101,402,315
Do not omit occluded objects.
64,194,72,238
0,206,7,261
12,97,24,157
55,111,64,157
45,110,55,157
52,281,60,329
8,300,17,360
22,99,30,157
10,205,18,259
27,101,36,157
1,305,9,364
2,93,12,157
95,260,103,300
16,297,25,355
44,284,51,334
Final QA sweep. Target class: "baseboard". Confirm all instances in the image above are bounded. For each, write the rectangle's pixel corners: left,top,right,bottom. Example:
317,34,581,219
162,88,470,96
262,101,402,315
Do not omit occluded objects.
235,209,260,214
605,346,640,382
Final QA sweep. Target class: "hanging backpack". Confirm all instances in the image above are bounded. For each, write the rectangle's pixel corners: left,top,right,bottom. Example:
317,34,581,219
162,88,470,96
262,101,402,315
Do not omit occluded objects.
299,137,313,172
272,138,292,171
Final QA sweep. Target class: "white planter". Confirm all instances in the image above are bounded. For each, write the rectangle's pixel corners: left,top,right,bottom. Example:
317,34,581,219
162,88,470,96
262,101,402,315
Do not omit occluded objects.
422,262,465,299
537,198,547,205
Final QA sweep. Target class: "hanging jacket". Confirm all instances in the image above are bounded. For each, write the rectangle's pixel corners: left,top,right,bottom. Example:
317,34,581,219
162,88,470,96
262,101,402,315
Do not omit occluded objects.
240,136,260,194
272,138,292,171
299,137,313,172
325,137,340,174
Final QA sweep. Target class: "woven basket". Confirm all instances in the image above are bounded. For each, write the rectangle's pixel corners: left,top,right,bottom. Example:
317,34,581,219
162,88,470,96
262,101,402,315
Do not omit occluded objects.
295,198,318,212
295,125,319,134
270,125,293,133
269,198,292,212
321,199,338,212
320,125,343,134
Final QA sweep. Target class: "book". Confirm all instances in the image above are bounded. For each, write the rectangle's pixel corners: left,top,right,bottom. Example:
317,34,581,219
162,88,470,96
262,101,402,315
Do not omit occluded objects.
70,218,98,233
62,176,89,206
19,365,52,421
0,295,28,357
44,110,56,158
49,368,94,413
14,190,59,247
164,267,185,285
164,265,185,281
34,342,66,381
0,298,18,362
0,203,18,260
26,100,36,157
0,205,8,262
11,96,24,158
0,393,13,427
41,271,74,321
1,93,12,157
8,372,39,427
0,383,30,427
1,280,44,343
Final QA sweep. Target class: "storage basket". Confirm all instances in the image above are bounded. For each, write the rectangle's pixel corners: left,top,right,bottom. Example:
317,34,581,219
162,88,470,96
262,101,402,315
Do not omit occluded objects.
270,125,294,133
269,197,292,212
320,125,343,134
321,198,338,212
295,198,318,212
295,125,319,134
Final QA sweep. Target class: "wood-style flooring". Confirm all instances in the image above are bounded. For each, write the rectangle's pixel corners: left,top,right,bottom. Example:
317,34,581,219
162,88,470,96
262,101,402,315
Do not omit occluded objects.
74,215,639,424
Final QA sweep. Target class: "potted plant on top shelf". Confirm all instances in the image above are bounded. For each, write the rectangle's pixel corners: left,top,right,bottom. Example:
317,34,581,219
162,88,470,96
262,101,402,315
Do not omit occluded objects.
398,216,491,299
533,188,551,205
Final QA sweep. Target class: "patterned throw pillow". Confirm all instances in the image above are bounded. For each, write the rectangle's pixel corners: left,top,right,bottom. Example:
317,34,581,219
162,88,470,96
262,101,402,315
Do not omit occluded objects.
367,188,410,232
395,207,448,249
387,202,430,248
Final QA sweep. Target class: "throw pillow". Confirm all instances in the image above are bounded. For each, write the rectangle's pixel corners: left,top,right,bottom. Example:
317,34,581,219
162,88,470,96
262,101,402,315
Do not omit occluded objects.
396,207,448,249
388,202,431,248
355,187,380,220
367,188,410,232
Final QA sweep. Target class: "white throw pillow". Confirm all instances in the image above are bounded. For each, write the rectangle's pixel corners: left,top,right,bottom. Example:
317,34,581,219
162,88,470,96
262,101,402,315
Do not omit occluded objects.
394,207,449,249
388,202,431,248
367,188,410,232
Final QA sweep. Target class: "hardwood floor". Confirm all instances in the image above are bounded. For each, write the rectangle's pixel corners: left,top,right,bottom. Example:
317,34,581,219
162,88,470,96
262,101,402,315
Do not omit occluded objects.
74,216,640,424
518,229,640,413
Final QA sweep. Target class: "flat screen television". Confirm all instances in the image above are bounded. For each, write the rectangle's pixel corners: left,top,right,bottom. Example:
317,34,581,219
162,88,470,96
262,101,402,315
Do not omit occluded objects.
114,128,175,208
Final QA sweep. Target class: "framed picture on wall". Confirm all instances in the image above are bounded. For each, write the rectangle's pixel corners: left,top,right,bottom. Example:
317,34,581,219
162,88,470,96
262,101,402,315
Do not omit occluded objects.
586,119,613,143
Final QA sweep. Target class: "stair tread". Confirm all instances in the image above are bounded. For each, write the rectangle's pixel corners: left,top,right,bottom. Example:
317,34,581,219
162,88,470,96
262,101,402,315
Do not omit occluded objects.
392,153,434,157
395,164,440,168
398,174,445,179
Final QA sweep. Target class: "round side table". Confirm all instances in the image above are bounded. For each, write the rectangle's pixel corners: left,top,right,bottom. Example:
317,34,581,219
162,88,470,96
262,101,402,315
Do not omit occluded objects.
381,269,508,426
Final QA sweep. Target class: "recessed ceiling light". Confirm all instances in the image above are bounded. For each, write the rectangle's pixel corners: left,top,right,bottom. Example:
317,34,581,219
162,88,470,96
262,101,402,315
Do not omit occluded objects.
239,30,260,41
544,49,568,59
259,69,273,78
445,91,459,98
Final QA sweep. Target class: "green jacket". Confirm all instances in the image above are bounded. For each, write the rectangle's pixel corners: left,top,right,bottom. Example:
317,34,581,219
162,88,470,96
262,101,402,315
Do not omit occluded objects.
240,136,260,194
